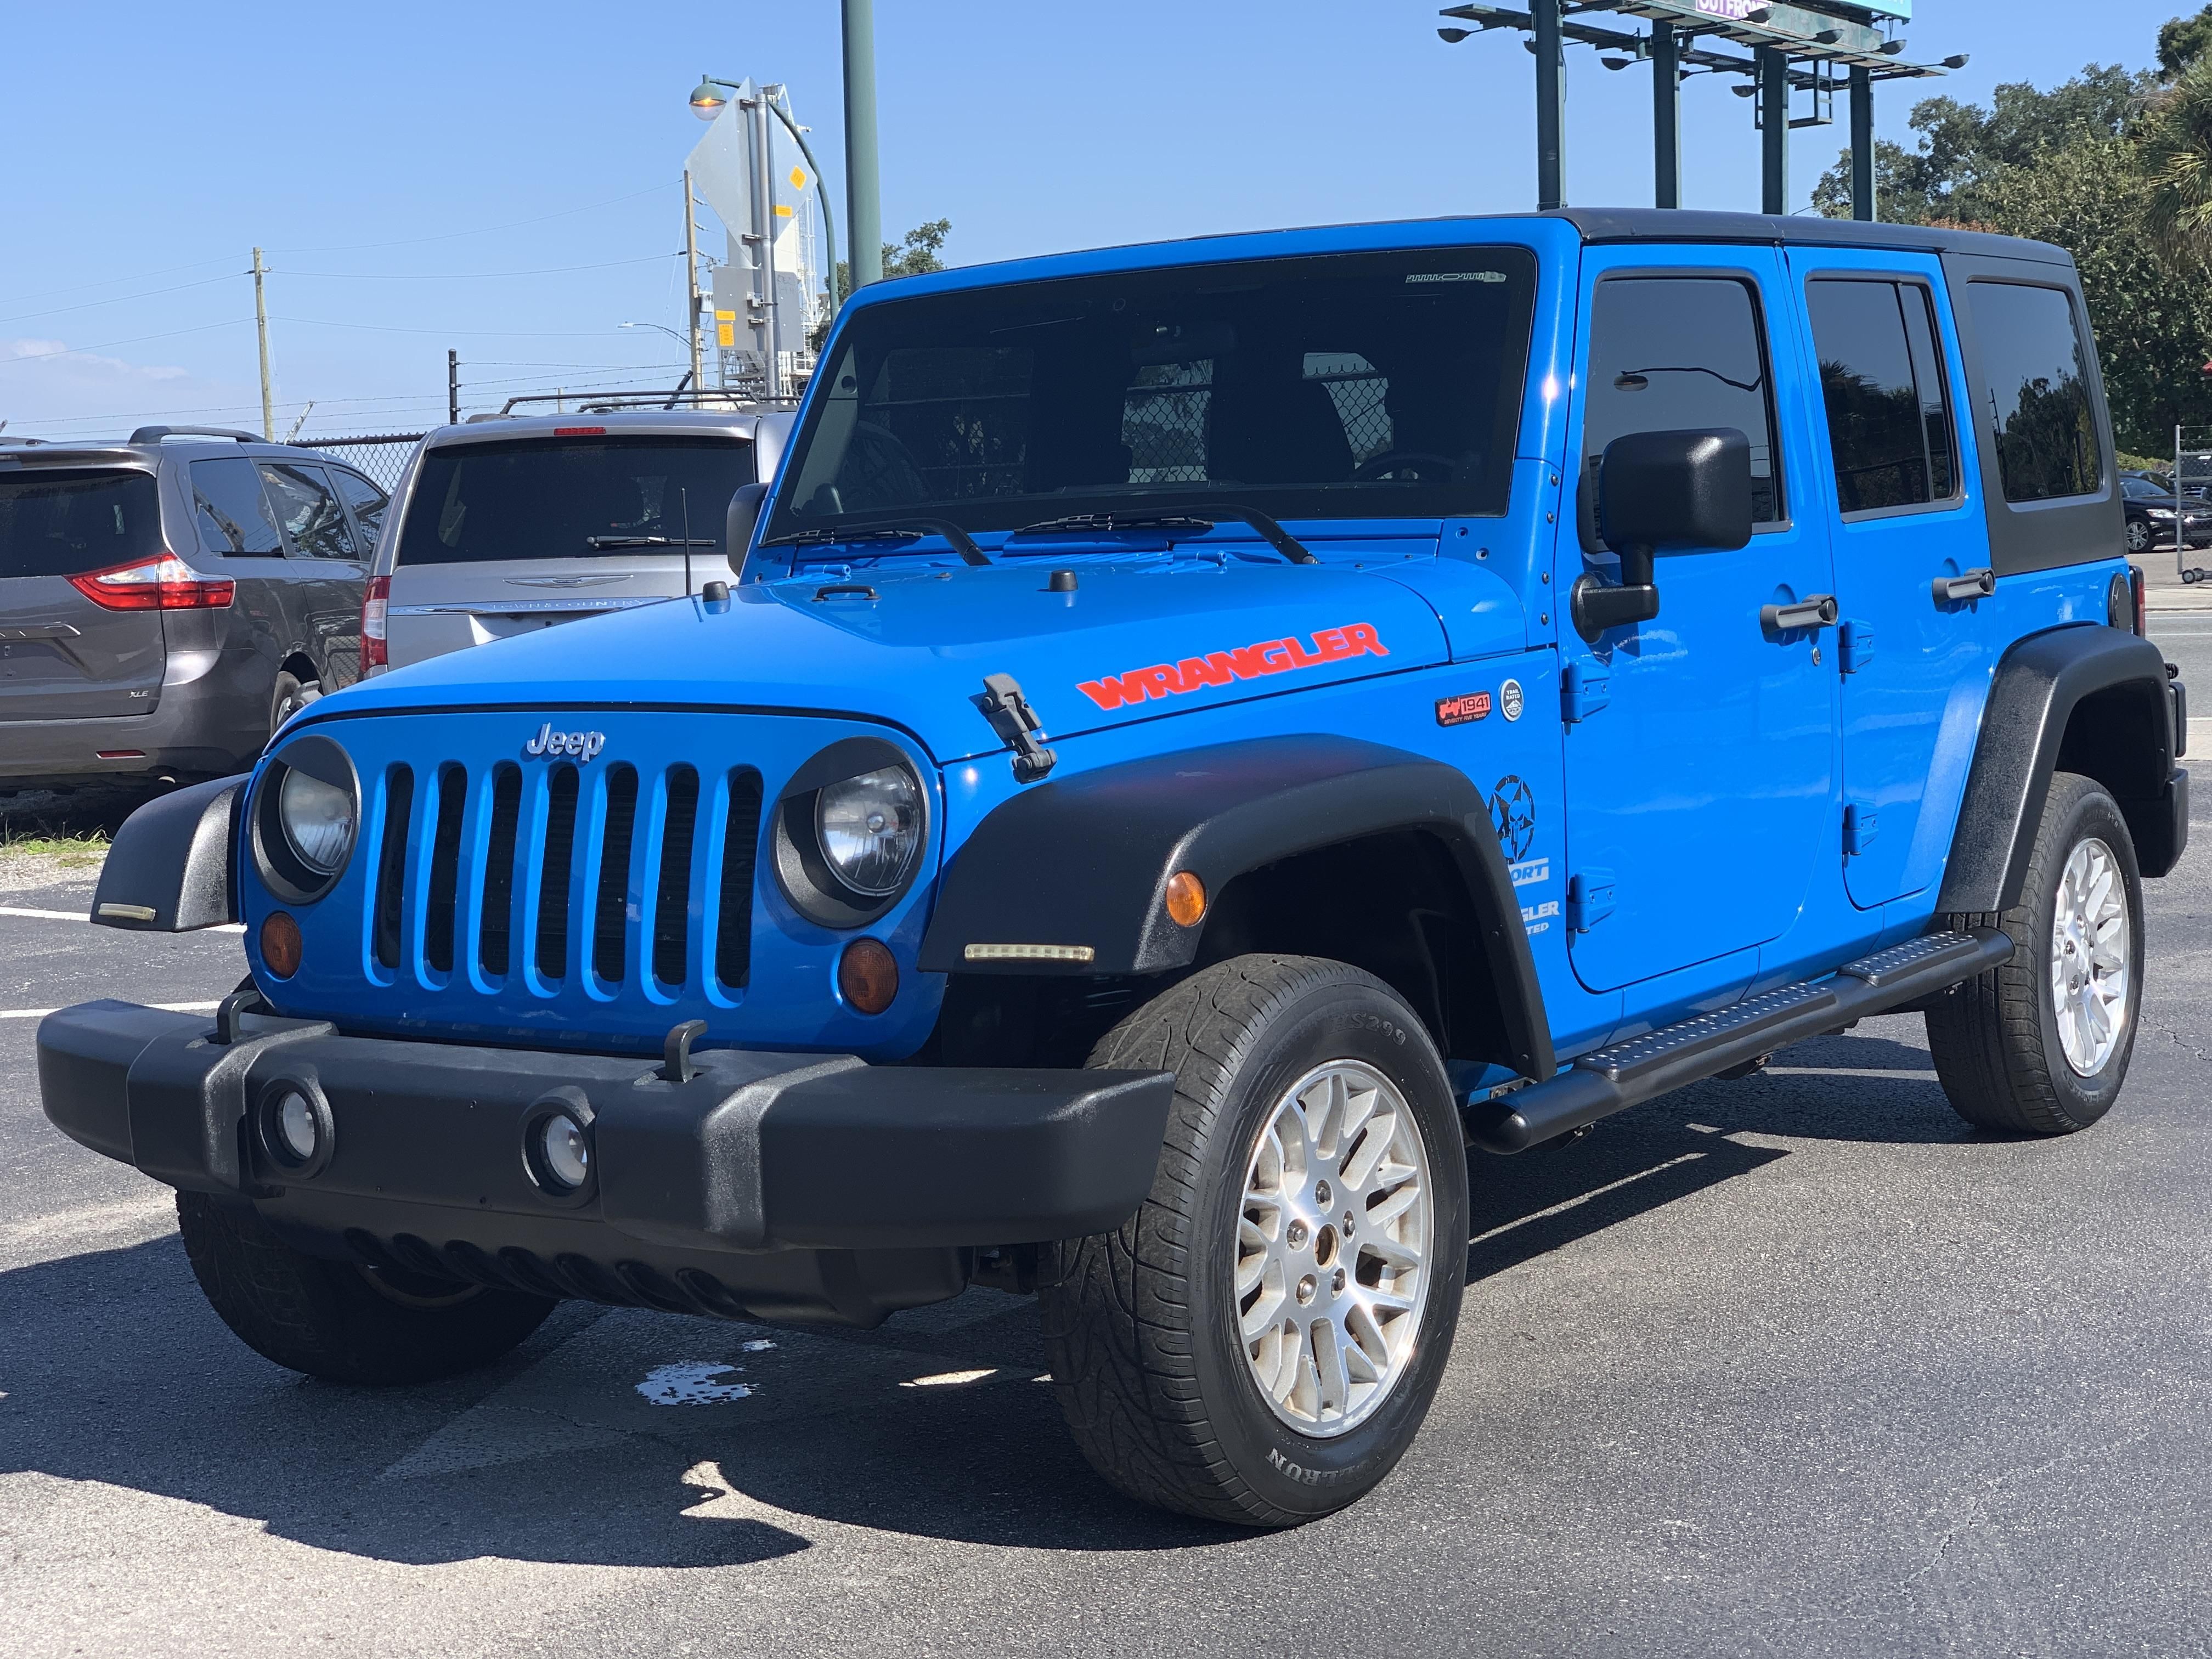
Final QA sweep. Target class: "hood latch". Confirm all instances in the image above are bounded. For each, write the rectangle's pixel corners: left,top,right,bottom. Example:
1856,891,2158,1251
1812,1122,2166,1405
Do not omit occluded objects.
974,673,1058,784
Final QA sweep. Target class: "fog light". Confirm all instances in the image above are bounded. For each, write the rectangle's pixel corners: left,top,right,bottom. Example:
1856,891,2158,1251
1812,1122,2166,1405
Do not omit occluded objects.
261,910,302,978
838,937,899,1014
274,1090,317,1163
535,1112,590,1191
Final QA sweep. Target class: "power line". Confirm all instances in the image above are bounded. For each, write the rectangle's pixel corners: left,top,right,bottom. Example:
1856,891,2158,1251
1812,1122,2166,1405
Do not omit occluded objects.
273,316,657,340
0,318,252,369
266,183,674,255
0,255,239,311
0,274,241,330
279,253,680,281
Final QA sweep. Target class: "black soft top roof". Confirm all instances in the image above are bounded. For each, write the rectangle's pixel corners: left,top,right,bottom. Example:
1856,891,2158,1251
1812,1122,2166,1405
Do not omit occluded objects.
1542,207,2070,266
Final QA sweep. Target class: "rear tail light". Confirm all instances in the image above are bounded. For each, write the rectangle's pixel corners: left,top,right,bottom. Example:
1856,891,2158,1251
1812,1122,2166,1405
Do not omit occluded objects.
67,554,233,611
362,574,390,670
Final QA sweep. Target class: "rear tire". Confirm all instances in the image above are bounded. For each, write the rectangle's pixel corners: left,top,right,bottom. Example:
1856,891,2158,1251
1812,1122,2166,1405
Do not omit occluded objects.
176,1193,555,1384
1927,771,2143,1135
268,672,316,743
1039,955,1468,1526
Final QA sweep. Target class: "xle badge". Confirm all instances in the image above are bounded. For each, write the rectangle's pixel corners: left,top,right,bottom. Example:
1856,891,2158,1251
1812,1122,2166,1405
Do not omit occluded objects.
1499,679,1525,722
1435,691,1492,727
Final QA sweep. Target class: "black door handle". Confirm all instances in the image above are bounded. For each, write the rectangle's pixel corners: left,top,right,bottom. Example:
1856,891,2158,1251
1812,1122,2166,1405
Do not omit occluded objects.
1933,567,1995,605
1760,594,1838,634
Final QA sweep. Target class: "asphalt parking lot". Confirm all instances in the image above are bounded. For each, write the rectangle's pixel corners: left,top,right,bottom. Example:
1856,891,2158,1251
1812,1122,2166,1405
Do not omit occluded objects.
2,670,2209,1657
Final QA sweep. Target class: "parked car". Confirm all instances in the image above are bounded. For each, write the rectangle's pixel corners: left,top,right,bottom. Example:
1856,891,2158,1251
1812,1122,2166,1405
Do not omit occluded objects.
0,426,381,789
2120,472,2211,552
44,210,2183,1528
363,409,789,675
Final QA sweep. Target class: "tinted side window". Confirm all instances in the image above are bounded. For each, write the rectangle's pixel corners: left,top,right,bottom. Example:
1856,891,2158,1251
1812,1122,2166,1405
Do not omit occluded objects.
1966,281,2101,503
1807,279,1959,514
329,469,388,546
1583,276,1783,528
191,457,283,556
257,463,357,558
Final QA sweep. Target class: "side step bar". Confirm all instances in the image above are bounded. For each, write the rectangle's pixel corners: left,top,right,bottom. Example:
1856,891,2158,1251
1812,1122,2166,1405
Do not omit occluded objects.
1465,929,2012,1155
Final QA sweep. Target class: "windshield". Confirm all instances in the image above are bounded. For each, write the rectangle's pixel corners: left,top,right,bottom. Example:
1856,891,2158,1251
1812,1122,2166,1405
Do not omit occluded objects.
0,469,161,579
768,247,1537,543
395,435,755,566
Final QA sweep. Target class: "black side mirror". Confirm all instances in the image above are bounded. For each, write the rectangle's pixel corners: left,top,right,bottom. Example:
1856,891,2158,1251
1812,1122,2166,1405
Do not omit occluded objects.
1572,427,1754,642
726,482,770,576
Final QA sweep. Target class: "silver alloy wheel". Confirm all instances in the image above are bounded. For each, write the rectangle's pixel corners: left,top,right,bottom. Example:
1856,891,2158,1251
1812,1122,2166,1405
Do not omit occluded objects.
1235,1060,1432,1438
2051,834,2130,1076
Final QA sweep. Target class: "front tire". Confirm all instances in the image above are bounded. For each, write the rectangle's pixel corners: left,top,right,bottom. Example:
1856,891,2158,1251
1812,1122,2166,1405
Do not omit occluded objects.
176,1193,556,1384
1039,955,1468,1526
1927,771,2144,1135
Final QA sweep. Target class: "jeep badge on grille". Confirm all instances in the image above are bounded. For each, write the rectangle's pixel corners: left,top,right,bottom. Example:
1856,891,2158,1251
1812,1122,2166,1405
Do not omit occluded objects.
523,723,606,760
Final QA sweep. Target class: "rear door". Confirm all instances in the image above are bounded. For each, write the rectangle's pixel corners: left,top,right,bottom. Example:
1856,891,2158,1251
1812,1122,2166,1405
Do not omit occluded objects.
257,460,368,687
383,433,753,669
1785,250,1993,910
0,465,168,719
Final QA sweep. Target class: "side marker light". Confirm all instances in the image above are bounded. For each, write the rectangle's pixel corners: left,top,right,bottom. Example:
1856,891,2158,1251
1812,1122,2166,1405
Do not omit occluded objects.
1164,870,1207,927
838,938,900,1014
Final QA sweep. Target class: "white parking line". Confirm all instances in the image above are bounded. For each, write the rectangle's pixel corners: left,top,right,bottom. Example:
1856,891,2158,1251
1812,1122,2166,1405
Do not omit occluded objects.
0,1000,218,1021
0,904,244,933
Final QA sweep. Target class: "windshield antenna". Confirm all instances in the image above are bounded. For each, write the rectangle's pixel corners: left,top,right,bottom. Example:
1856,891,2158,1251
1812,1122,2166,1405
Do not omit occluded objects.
680,487,694,597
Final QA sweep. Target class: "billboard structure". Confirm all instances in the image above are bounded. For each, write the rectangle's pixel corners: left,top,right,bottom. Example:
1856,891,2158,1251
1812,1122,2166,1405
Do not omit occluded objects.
686,81,824,401
1437,0,1955,218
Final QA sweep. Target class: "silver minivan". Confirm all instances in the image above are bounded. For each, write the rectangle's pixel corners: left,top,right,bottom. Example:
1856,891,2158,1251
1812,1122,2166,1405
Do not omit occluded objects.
363,409,788,675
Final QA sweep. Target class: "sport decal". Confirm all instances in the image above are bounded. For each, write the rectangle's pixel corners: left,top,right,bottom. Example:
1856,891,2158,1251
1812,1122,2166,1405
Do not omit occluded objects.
1435,690,1492,727
1076,623,1389,712
1491,775,1536,861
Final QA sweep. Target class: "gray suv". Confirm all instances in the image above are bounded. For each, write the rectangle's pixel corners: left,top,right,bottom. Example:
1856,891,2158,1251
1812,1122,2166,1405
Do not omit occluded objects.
0,426,383,789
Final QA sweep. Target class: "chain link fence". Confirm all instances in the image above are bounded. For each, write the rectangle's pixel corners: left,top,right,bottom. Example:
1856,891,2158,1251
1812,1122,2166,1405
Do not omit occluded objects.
2175,428,2212,583
297,433,424,495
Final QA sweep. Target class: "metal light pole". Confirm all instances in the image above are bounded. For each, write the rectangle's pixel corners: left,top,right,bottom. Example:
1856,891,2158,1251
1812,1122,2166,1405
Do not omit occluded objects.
1757,47,1790,215
1849,66,1876,221
682,167,706,390
251,247,274,441
1531,0,1566,210
843,0,883,286
1651,19,1680,210
748,90,785,399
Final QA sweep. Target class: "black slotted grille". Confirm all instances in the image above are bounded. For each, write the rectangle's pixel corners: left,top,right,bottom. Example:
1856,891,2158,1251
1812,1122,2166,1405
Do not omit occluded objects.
653,766,700,988
592,765,640,985
362,750,765,1003
716,769,763,989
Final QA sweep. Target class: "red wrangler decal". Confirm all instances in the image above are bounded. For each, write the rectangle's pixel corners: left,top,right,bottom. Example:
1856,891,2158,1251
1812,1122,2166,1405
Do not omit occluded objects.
1076,623,1389,712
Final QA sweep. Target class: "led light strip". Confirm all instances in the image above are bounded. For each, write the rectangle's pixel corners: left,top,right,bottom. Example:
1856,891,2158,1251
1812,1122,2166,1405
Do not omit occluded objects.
963,943,1097,963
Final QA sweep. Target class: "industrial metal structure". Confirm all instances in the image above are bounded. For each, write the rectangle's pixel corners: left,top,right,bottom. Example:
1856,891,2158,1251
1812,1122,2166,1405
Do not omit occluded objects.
1437,1,1963,217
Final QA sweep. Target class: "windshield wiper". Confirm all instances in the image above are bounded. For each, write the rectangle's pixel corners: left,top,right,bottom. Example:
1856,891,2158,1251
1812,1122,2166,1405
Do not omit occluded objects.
1009,502,1317,565
584,534,718,549
760,515,990,568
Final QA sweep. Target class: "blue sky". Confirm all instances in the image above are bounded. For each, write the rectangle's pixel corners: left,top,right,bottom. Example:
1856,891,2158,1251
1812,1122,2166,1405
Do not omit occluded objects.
0,0,2188,439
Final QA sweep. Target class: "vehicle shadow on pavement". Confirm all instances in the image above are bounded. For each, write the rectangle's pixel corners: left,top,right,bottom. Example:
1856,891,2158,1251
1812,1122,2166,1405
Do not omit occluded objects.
1464,1026,1973,1284
2,1029,1981,1567
0,1232,1229,1566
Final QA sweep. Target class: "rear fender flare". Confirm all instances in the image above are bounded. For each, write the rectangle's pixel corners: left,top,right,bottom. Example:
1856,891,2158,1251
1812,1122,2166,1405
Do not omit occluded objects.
918,736,1556,1081
1938,624,2182,913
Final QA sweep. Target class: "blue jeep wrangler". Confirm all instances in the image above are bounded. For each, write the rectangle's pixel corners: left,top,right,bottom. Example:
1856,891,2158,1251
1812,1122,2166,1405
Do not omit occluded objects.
40,209,2186,1526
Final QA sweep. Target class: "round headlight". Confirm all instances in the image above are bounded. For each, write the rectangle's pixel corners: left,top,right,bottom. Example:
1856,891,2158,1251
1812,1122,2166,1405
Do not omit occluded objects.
279,766,356,875
816,768,922,897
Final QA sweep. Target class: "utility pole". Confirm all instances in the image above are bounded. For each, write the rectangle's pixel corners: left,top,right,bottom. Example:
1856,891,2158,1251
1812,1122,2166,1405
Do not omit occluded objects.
447,349,460,424
1849,66,1876,222
682,168,706,398
843,0,883,287
1758,48,1790,216
251,247,274,441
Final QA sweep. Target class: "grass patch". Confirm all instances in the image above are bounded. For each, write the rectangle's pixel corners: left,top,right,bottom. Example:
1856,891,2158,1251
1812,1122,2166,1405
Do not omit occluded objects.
0,829,110,868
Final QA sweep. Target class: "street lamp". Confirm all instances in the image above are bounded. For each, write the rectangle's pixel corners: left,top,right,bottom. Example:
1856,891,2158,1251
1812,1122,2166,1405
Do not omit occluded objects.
686,75,842,307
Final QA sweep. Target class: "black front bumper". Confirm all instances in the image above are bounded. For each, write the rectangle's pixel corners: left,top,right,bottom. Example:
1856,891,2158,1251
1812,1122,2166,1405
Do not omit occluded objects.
38,1001,1175,1327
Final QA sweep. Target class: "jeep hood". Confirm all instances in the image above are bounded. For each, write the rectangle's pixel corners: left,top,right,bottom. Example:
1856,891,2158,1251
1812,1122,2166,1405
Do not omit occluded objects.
324,560,1463,764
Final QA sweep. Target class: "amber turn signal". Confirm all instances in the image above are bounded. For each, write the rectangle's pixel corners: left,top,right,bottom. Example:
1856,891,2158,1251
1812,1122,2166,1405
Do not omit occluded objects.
1164,870,1207,928
838,937,899,1014
261,911,303,978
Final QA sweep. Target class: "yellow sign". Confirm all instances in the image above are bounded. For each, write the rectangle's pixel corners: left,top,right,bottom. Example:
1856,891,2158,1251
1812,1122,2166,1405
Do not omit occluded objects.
715,309,736,348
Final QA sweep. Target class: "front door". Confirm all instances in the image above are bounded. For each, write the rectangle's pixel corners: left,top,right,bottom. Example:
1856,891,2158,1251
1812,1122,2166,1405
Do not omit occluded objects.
1560,251,1838,994
1784,250,1993,910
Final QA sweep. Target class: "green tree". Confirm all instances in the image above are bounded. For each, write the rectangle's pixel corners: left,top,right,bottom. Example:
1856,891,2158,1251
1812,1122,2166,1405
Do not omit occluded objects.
2159,5,2212,77
832,218,952,297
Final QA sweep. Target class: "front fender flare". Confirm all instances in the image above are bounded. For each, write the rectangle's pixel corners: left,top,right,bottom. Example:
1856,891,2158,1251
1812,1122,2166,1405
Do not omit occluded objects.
919,736,1555,1081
